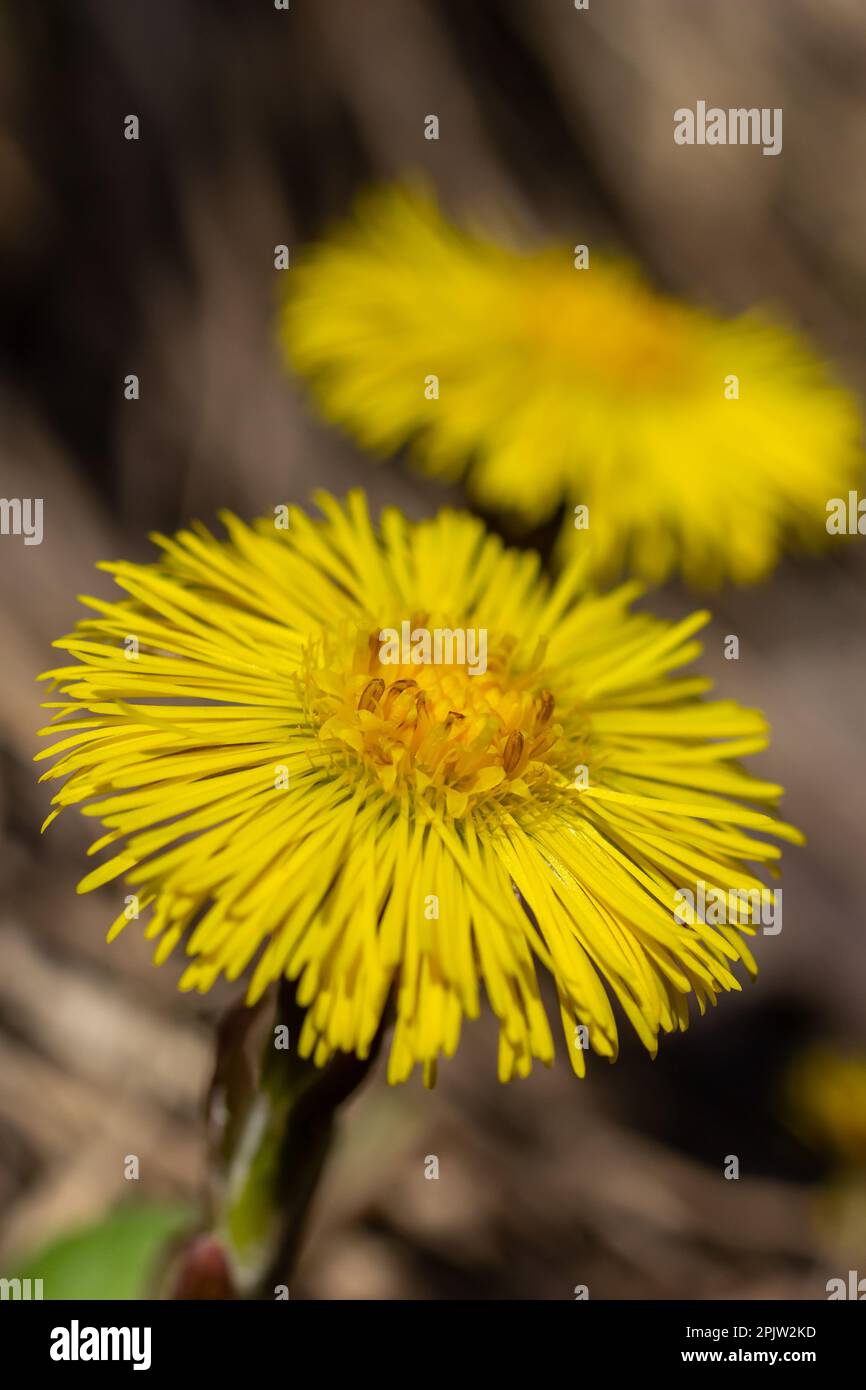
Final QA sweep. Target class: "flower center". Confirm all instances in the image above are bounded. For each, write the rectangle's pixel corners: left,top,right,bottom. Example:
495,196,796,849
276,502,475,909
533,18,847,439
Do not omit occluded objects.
302,620,578,816
517,260,698,393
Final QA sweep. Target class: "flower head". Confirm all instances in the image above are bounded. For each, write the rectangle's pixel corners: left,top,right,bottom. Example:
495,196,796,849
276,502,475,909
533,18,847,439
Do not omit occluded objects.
38,492,801,1084
281,185,862,587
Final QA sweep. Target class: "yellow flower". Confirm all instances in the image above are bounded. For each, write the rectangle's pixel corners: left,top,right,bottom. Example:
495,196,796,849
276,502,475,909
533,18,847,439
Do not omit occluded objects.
281,185,862,587
38,492,801,1084
787,1048,866,1169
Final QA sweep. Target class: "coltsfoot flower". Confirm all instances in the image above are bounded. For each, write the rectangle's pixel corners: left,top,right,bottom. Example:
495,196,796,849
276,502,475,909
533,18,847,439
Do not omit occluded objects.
38,493,802,1083
281,185,862,588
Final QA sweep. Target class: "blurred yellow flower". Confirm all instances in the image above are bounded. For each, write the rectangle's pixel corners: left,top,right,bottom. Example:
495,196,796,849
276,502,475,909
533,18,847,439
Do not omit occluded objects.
39,493,801,1084
787,1047,866,1169
281,185,862,587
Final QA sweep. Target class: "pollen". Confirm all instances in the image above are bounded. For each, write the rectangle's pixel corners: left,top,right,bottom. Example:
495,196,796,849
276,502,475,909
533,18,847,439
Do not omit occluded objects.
303,623,572,815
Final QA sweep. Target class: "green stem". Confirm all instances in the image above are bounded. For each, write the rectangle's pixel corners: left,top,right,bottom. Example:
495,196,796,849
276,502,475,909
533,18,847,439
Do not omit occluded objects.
204,981,380,1298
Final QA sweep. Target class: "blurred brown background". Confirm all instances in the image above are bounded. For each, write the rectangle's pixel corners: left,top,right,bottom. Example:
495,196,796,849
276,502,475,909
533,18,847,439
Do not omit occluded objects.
1,0,865,1298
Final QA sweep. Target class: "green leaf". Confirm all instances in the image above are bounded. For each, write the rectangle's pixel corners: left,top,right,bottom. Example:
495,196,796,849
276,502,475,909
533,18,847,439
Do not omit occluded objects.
4,1201,193,1300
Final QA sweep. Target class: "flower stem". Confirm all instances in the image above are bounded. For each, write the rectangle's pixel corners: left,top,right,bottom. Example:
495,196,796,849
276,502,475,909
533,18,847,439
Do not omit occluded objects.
203,980,381,1298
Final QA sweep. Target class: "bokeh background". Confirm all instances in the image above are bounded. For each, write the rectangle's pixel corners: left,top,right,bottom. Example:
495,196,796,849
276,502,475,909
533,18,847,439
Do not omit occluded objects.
1,0,865,1299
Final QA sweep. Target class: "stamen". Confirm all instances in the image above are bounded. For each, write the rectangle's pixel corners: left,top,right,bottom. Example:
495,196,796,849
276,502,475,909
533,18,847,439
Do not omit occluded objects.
358,678,385,711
